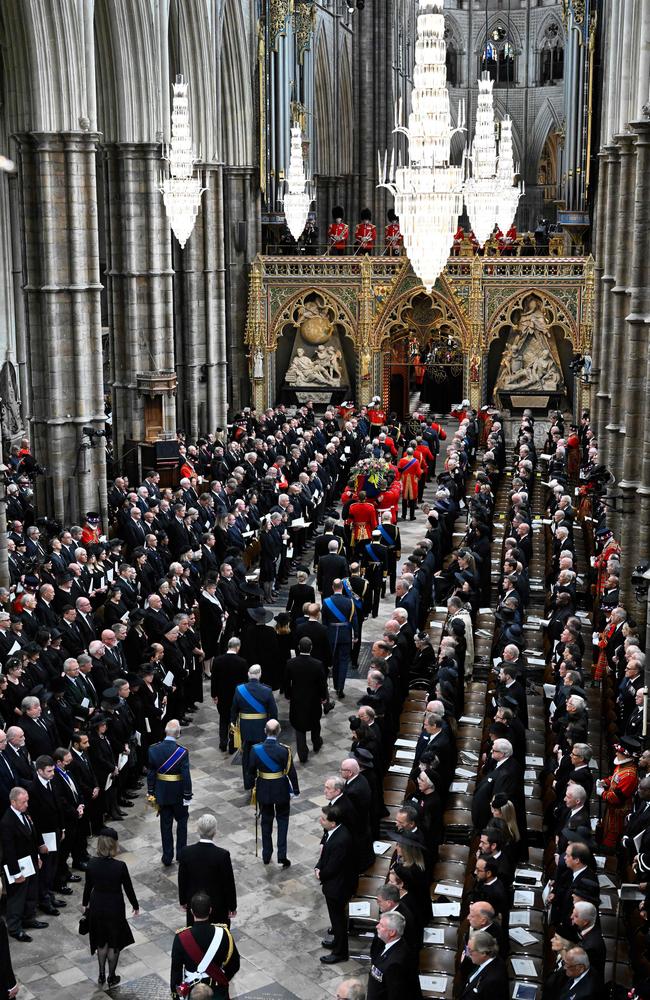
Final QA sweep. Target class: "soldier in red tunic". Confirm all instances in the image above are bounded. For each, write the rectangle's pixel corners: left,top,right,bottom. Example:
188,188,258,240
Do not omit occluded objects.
355,208,376,254
327,206,349,255
397,447,422,521
384,208,403,255
347,490,379,553
368,397,386,434
599,737,640,849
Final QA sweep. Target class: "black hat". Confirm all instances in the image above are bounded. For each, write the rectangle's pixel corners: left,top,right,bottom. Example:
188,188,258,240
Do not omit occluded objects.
332,205,344,220
615,736,642,756
147,498,160,509
99,826,119,841
450,619,465,635
561,826,593,847
138,663,155,677
387,208,397,222
504,623,524,640
274,612,290,627
240,581,262,598
56,571,73,584
129,609,146,624
101,687,120,706
49,628,62,640
50,676,67,695
89,712,109,727
499,695,519,712
295,564,310,574
360,207,372,221
454,571,472,585
85,512,100,523
352,747,374,767
109,538,124,550
247,606,274,625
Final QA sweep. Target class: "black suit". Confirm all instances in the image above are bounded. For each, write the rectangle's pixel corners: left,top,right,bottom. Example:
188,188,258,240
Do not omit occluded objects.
210,652,249,749
0,751,17,815
21,716,57,758
317,824,357,959
558,970,599,1000
367,935,423,999
317,553,349,598
0,807,41,933
459,957,509,1000
177,840,237,925
26,776,64,902
4,746,33,784
295,619,332,671
284,654,328,761
471,757,524,832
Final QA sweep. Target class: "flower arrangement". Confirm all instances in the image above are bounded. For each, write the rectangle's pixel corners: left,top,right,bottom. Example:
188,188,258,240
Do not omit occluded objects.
349,457,394,498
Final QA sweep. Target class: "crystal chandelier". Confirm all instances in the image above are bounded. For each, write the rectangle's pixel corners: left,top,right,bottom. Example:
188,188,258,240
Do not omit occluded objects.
160,75,206,249
495,115,524,234
378,0,465,292
464,73,499,246
283,125,312,241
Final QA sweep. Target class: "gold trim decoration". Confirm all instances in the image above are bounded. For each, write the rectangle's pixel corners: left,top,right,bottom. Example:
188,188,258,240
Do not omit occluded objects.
293,0,316,64
270,0,290,49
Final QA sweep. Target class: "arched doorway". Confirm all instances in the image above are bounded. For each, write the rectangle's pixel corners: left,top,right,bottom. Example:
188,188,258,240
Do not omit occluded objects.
376,289,470,419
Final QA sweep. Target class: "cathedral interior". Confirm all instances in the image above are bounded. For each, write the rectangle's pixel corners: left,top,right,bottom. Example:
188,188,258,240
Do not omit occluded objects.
1,0,650,998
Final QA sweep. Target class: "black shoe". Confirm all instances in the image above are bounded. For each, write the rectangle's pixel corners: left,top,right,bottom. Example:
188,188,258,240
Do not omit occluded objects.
119,799,134,808
219,744,228,752
321,938,335,949
320,953,348,964
313,740,323,753
55,886,74,895
98,975,106,987
337,689,345,698
263,858,271,865
161,857,173,867
66,874,82,883
323,700,334,715
39,906,60,916
179,717,190,726
52,899,67,908
278,858,291,868
109,813,124,821
9,931,32,942
107,975,121,988
23,919,48,929
299,756,308,764
72,861,89,871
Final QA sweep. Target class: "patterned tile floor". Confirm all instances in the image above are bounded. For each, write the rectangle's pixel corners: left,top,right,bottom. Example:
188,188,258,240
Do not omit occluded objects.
8,492,436,1000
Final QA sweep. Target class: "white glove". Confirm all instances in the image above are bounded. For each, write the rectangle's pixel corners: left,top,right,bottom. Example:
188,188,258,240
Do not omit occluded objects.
183,799,192,807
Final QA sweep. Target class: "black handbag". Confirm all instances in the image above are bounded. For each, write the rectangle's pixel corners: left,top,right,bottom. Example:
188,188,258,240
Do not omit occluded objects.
78,914,89,936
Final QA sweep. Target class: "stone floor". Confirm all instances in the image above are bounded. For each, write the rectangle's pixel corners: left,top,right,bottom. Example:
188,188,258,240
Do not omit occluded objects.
9,486,437,1000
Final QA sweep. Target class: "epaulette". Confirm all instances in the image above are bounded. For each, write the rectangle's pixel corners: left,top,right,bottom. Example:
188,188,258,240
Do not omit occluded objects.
175,926,188,934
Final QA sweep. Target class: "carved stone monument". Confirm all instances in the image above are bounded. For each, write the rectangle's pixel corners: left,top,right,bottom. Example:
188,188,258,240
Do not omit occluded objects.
282,297,350,404
494,295,565,406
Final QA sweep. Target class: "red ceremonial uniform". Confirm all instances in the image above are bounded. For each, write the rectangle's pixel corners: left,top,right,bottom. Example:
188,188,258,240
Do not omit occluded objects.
354,222,377,253
413,355,425,386
595,537,620,597
397,455,422,501
81,524,101,546
414,443,433,475
601,759,638,848
368,406,386,430
328,221,349,254
383,436,398,459
347,500,379,545
384,221,403,254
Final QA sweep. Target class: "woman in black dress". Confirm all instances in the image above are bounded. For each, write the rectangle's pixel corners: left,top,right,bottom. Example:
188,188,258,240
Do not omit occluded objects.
82,828,140,989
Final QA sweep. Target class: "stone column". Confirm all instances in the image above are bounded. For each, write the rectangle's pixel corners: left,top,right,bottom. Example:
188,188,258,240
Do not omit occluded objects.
103,143,174,456
174,164,228,438
17,131,107,523
589,149,610,397
631,118,650,564
595,145,620,466
606,133,635,486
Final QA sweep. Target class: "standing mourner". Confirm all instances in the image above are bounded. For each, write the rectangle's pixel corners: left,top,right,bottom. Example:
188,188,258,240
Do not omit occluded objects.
82,827,139,989
247,720,299,867
147,719,192,866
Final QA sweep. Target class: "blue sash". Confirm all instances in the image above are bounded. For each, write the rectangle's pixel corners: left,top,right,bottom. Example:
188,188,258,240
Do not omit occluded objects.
324,596,349,624
365,542,381,562
342,578,362,609
158,744,186,774
377,524,395,547
253,744,283,773
236,684,266,714
401,458,417,473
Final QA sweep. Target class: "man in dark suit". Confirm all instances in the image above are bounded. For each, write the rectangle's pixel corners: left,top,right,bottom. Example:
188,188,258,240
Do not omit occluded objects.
246,719,299,867
467,855,510,926
284,638,328,763
459,931,509,999
317,542,349,599
68,729,103,835
147,719,192,867
559,948,598,1000
0,786,48,941
177,813,237,925
20,697,58,758
471,738,524,834
25,755,68,913
295,605,332,673
4,727,34,785
211,638,249,752
366,910,423,999
317,804,358,964
570,901,606,984
312,520,345,571
58,606,86,657
0,729,18,815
